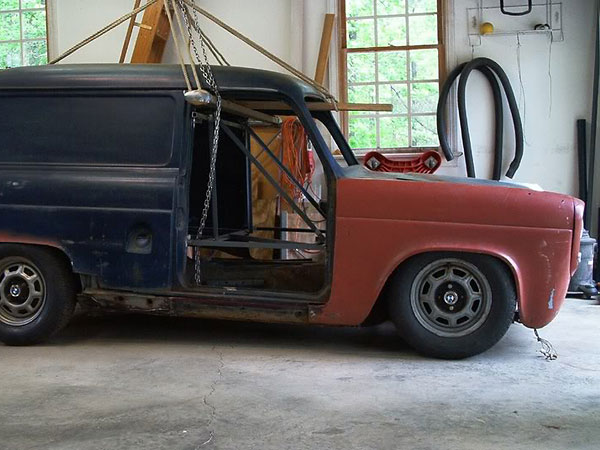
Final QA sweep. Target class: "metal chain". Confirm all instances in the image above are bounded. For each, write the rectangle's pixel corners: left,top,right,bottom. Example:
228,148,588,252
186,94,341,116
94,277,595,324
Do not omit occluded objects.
181,0,220,85
176,0,222,285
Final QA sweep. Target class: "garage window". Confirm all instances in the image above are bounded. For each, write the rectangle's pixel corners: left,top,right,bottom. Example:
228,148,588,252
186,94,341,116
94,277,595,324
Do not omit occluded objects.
0,0,48,69
339,0,445,153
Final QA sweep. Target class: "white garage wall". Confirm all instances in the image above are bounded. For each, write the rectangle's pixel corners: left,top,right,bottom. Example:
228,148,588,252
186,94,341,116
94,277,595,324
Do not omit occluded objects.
161,0,295,72
162,0,336,78
51,0,136,63
50,1,596,196
443,0,596,195
51,1,304,72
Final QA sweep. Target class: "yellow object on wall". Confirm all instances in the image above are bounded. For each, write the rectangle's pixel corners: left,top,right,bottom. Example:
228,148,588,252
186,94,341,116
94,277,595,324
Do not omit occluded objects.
480,22,495,35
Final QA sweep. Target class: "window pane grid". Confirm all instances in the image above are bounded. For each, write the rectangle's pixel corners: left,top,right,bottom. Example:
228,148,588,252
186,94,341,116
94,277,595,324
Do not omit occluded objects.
0,8,44,12
19,5,24,67
0,37,44,43
348,12,438,20
373,0,380,147
349,79,439,85
349,113,437,118
0,0,47,69
344,0,442,152
405,10,412,148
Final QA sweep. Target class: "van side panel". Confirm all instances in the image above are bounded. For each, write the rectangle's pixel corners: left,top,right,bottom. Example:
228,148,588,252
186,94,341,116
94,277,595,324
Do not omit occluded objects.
0,91,184,289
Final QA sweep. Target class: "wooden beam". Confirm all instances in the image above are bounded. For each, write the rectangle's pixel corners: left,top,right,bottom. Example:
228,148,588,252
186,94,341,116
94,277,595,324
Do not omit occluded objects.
184,90,282,125
346,43,439,53
237,101,394,113
131,1,171,63
120,0,142,63
314,14,335,84
335,102,393,112
134,22,153,31
222,100,282,126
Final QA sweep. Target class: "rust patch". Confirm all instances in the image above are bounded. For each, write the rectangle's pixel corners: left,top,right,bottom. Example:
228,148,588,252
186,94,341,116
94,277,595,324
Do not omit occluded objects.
81,290,309,324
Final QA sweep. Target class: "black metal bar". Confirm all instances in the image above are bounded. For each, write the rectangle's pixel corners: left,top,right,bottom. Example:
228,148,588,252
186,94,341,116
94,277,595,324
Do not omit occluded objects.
228,234,321,245
578,120,589,204
256,226,326,233
221,123,324,238
590,6,600,237
248,127,326,218
253,129,283,163
314,112,359,166
209,119,219,238
265,129,282,148
192,111,244,130
188,238,324,251
245,128,254,232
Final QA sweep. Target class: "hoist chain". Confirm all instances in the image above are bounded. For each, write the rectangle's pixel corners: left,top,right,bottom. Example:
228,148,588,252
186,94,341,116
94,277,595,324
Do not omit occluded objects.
176,0,222,285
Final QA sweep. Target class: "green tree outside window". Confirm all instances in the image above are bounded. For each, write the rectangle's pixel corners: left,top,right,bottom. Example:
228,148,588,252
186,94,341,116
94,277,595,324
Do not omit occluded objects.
0,0,47,69
343,0,443,152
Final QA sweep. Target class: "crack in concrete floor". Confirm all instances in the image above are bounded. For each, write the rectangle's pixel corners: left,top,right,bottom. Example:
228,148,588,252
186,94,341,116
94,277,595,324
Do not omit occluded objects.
0,298,598,450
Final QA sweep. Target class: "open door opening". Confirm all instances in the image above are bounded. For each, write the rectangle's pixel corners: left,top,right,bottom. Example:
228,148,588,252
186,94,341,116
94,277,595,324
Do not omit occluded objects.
183,106,330,298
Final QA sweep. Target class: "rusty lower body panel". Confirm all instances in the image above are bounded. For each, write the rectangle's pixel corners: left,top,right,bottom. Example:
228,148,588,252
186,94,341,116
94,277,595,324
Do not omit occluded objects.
79,290,311,324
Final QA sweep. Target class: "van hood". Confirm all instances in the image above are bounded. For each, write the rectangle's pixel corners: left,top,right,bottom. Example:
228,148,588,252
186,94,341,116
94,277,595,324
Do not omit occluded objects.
337,165,575,231
342,165,541,191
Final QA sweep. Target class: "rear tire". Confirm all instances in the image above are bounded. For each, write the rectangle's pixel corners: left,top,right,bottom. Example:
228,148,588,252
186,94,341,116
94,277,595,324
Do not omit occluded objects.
0,245,76,346
388,252,516,359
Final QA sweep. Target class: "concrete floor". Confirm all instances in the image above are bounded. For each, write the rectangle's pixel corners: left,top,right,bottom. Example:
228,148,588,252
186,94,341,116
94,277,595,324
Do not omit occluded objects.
0,298,599,450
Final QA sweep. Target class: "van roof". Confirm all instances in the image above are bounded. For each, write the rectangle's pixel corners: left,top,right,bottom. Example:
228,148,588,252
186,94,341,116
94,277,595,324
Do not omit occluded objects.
0,64,325,101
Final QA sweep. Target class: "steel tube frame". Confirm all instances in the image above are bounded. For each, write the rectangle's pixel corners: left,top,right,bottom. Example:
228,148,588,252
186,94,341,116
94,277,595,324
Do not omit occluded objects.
247,127,326,218
188,235,324,251
221,123,324,238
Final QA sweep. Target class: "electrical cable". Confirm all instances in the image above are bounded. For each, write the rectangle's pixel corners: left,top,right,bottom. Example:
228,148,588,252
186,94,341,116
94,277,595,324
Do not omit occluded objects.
281,118,312,200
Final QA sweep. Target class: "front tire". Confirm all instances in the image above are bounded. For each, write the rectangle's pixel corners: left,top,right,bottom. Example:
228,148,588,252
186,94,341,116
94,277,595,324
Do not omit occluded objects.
388,253,516,359
0,245,76,346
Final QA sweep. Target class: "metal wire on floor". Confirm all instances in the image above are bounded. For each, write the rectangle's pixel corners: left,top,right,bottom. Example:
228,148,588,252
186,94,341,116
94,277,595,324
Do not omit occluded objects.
534,329,558,360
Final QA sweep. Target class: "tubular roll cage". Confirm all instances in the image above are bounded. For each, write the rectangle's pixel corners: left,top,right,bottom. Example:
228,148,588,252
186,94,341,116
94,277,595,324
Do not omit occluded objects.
187,111,327,253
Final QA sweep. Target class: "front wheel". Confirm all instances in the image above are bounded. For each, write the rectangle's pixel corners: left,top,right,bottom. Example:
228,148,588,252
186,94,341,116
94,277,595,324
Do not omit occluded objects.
388,253,516,359
0,245,76,346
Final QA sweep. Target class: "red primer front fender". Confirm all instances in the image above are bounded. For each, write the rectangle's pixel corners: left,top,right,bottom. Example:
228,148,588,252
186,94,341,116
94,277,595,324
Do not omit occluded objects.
312,178,574,329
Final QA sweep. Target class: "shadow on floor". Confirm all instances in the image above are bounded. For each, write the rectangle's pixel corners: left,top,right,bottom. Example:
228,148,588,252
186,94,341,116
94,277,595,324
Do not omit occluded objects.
53,312,419,357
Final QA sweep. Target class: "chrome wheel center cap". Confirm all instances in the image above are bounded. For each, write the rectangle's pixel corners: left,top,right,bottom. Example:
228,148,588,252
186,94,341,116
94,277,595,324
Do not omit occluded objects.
9,284,21,297
443,291,459,305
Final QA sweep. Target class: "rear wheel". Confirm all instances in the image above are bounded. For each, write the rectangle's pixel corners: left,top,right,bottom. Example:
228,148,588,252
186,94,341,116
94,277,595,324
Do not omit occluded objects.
0,245,76,346
388,253,516,359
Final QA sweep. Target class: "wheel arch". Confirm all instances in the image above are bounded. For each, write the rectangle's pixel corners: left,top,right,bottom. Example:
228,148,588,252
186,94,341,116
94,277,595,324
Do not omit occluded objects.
0,241,82,293
362,249,520,326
